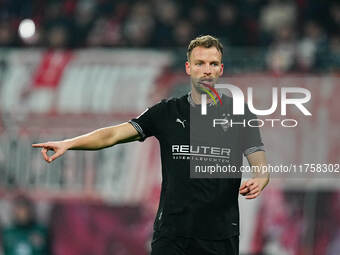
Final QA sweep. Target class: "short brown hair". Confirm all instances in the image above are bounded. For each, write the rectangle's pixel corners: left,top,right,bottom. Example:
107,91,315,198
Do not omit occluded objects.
187,35,223,61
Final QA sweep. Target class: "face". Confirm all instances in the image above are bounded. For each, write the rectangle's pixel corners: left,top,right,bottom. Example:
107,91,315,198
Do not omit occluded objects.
185,46,223,94
14,204,31,224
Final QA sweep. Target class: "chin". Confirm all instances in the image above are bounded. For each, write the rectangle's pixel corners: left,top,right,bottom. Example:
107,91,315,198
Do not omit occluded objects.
194,85,206,94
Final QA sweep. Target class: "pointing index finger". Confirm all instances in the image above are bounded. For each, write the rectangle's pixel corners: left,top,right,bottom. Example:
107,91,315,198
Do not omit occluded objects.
32,143,47,148
32,143,44,148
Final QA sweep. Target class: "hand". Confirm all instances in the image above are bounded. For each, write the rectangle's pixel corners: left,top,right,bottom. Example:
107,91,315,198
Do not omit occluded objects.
32,141,68,163
239,178,267,199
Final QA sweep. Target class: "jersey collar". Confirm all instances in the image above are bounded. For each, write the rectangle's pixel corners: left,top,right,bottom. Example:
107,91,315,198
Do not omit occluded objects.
187,91,223,107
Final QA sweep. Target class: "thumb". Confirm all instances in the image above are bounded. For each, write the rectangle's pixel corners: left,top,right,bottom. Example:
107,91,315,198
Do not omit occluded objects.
239,181,249,190
240,183,249,195
48,150,64,162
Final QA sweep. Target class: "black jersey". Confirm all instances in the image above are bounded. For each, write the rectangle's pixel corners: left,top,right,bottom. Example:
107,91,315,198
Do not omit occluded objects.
129,93,264,240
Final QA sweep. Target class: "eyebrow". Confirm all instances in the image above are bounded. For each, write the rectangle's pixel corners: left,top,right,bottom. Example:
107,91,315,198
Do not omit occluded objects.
194,60,220,64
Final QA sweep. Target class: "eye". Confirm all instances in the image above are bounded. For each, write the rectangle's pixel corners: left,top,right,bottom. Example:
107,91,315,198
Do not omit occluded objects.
211,63,218,66
195,63,202,66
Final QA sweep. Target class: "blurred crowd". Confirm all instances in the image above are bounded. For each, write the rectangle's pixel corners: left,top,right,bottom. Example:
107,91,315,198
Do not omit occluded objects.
0,0,339,71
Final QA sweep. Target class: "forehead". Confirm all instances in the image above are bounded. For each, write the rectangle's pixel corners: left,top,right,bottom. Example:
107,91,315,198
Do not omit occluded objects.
190,46,222,62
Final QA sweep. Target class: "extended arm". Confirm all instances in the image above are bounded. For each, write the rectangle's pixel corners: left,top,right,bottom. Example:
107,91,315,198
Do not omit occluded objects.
239,151,270,199
32,122,139,163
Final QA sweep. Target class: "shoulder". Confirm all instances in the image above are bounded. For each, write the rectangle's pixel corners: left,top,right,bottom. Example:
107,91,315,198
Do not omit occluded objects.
153,95,187,109
2,225,17,236
163,94,187,104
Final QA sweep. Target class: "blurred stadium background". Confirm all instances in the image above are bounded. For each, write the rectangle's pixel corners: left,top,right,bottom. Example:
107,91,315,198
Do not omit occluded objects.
0,0,339,254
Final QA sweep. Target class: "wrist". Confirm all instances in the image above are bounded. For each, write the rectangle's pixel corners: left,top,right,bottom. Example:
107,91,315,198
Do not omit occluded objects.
62,139,74,150
253,176,269,191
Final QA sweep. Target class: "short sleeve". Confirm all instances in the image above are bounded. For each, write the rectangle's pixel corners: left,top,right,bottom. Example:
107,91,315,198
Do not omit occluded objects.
129,100,165,141
241,104,265,156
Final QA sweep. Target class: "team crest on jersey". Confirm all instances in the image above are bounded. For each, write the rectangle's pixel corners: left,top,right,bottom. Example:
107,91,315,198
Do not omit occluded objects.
220,113,231,132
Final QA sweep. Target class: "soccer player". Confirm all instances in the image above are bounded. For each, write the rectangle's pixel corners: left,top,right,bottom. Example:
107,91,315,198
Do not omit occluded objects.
33,35,269,255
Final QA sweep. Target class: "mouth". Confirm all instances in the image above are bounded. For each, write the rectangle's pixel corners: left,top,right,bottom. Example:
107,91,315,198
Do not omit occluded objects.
198,79,214,87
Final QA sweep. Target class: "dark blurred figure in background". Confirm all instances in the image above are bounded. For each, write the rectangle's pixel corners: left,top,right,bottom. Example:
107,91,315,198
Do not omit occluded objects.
266,25,297,73
152,0,179,47
172,19,193,47
123,1,154,47
1,196,49,255
214,3,247,46
297,20,328,71
0,20,17,47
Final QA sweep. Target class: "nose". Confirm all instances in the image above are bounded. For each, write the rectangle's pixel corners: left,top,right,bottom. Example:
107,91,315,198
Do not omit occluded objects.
203,64,212,75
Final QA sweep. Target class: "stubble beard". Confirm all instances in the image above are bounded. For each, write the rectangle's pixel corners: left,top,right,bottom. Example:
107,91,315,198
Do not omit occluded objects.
191,77,218,94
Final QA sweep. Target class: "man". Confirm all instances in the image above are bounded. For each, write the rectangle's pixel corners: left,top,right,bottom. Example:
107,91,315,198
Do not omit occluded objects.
33,35,269,254
1,196,49,255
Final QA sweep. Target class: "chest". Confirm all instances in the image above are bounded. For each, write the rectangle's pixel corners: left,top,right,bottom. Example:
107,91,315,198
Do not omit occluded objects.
158,107,242,147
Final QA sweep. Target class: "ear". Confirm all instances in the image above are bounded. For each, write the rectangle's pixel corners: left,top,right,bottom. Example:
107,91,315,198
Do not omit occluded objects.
185,61,191,75
220,63,224,76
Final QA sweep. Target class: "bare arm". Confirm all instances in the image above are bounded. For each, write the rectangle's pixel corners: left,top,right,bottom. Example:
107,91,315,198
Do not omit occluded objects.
239,151,270,199
32,122,139,163
65,122,139,149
